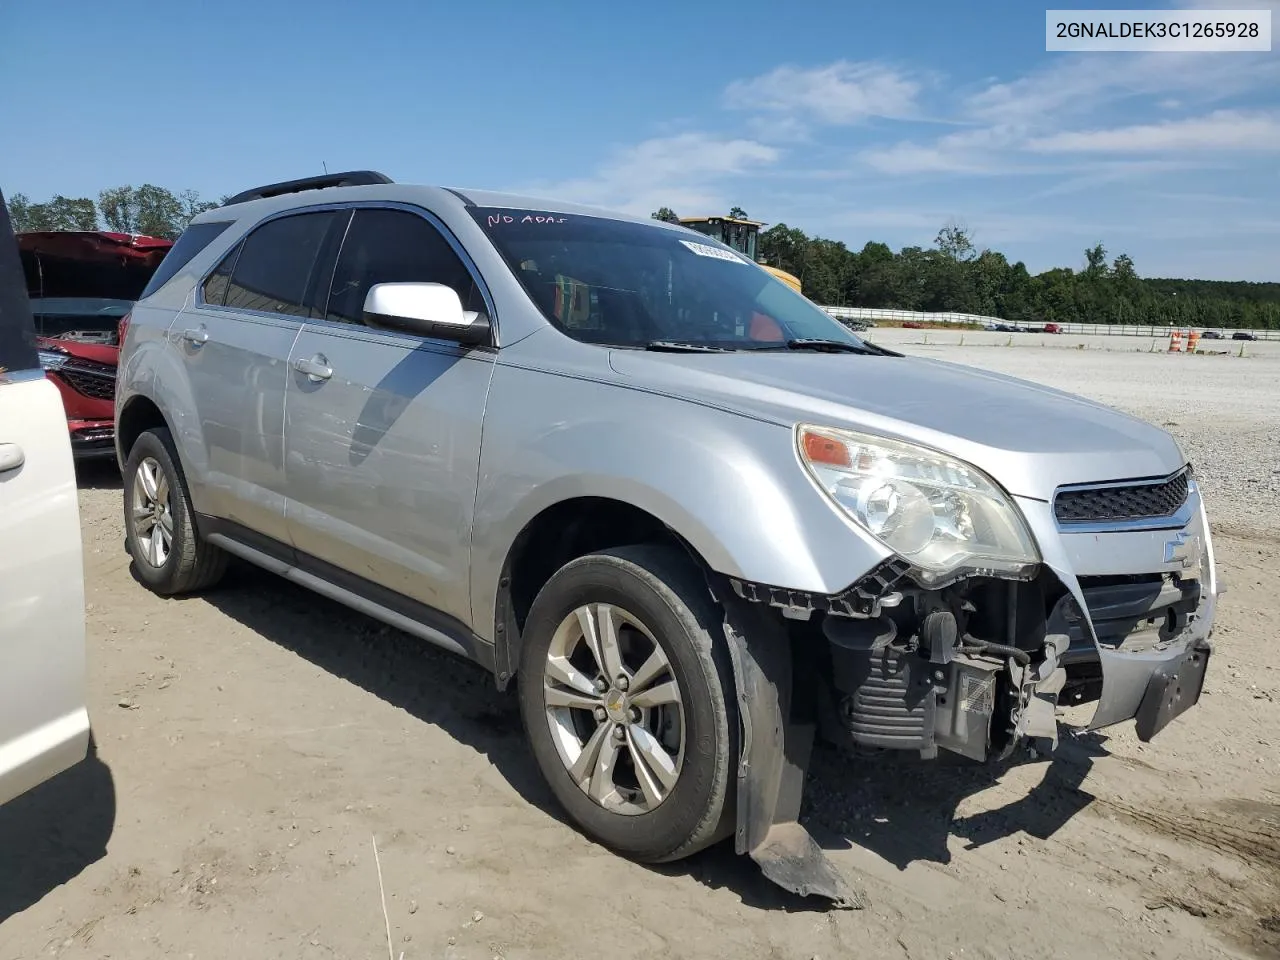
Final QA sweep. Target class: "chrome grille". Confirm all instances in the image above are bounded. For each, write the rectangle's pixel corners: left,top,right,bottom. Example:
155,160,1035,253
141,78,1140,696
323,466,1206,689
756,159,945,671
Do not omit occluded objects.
56,360,116,401
1054,469,1190,524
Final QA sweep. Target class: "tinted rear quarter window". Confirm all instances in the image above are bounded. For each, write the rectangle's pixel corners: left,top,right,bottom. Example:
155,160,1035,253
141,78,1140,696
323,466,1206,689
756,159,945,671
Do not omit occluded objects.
139,220,233,299
224,212,337,318
326,208,485,325
0,192,37,374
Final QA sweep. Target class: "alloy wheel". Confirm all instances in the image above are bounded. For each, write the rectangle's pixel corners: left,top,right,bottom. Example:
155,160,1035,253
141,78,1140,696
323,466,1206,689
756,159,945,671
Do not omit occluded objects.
542,602,686,815
131,456,173,568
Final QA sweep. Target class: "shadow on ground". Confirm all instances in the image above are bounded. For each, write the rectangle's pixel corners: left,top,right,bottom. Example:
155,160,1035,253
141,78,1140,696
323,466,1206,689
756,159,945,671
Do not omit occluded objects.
194,564,1102,909
75,459,121,490
0,738,116,923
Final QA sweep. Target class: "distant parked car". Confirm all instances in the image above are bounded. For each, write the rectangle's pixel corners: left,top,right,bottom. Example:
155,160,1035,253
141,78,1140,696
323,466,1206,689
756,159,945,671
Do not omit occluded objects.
982,322,999,331
20,231,174,458
901,320,924,329
1200,330,1222,340
994,323,1016,332
1043,323,1062,334
1231,331,1258,341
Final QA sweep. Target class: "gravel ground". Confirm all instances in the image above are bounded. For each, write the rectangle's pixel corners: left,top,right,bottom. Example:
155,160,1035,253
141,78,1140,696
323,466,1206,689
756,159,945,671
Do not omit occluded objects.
866,327,1280,540
1,333,1277,960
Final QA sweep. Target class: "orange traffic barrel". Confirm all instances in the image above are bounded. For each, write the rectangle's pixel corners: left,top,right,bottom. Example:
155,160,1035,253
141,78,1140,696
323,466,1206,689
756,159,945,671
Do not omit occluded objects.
1168,329,1184,352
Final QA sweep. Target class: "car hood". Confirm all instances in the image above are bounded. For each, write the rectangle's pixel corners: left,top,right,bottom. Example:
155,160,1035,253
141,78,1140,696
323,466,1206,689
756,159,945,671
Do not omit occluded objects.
606,350,1185,501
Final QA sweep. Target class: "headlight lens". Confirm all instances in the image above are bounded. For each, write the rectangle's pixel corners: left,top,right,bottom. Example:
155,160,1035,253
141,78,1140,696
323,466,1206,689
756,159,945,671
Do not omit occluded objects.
37,349,70,371
797,424,1040,582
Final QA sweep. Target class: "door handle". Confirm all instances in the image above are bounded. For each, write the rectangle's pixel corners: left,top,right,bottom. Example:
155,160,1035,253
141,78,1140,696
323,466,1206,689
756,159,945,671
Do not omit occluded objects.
182,326,209,346
294,354,333,382
0,443,24,474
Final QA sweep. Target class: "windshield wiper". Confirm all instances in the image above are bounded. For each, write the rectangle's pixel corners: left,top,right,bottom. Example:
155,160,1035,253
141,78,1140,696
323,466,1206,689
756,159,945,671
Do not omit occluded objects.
644,339,735,353
780,338,889,355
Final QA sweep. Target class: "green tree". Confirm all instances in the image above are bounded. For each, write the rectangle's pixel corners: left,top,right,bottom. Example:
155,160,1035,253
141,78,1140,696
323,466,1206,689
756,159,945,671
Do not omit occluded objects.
650,206,680,223
1083,243,1109,279
7,192,98,231
98,184,215,239
935,221,976,263
728,206,749,220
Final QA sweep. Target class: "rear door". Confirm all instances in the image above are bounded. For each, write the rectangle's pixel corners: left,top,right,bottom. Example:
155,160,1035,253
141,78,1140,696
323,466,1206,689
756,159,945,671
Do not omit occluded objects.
0,190,89,806
282,205,495,625
175,209,347,543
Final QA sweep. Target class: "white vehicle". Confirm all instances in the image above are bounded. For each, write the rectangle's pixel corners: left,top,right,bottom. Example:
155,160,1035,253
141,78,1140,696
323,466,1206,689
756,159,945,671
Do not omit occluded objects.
0,190,90,806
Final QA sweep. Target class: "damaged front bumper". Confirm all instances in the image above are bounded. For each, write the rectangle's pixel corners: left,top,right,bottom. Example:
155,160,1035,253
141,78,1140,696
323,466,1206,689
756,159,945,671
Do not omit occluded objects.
718,477,1218,907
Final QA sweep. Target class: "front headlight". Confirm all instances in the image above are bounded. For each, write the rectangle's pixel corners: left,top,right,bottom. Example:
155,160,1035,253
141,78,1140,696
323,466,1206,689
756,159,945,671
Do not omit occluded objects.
37,349,70,371
797,424,1039,584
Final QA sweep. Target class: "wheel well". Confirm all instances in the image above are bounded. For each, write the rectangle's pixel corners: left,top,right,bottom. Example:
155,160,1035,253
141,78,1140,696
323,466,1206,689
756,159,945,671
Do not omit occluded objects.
117,396,169,460
493,498,709,685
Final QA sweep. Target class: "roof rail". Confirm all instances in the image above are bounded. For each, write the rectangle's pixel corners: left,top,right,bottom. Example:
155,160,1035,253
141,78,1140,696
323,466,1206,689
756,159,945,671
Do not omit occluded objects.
222,170,394,207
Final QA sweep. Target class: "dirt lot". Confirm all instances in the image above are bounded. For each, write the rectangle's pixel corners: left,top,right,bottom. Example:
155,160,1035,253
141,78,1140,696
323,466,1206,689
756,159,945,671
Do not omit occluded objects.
2,336,1278,960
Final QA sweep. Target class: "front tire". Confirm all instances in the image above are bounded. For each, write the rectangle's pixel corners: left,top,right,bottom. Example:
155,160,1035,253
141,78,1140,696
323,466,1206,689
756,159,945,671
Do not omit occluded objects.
517,545,736,863
122,427,227,596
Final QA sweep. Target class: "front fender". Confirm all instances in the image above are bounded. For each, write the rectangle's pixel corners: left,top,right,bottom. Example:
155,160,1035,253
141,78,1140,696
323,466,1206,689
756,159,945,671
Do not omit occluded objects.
469,363,890,644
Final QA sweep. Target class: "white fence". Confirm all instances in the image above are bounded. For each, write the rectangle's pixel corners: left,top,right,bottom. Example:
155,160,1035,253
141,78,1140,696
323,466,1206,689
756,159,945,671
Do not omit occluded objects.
819,305,1280,341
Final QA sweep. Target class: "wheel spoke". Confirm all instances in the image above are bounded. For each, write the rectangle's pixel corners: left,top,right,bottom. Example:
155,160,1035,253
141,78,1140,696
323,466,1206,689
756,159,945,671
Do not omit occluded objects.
568,721,611,786
158,518,173,548
158,510,174,538
588,735,622,803
139,461,159,501
149,525,165,566
593,604,626,680
543,684,602,710
155,472,169,506
628,725,678,799
545,655,597,696
134,510,156,534
630,680,679,709
629,647,669,695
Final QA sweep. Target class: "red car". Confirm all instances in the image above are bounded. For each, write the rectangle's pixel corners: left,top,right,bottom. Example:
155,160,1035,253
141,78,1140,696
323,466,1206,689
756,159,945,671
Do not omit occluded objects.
1043,322,1062,334
20,231,173,458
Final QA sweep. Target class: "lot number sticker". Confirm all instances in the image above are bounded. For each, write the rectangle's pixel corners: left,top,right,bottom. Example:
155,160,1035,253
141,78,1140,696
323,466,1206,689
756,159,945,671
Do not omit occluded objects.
678,240,748,264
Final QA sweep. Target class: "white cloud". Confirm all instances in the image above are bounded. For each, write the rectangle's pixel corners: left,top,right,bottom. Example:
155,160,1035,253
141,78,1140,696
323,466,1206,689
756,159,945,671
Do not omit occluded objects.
724,61,920,125
862,125,1025,175
526,132,779,216
1027,110,1280,153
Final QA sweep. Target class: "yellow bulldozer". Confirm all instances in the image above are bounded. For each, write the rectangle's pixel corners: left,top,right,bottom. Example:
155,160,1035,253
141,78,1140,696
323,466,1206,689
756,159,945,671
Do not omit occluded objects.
678,215,803,295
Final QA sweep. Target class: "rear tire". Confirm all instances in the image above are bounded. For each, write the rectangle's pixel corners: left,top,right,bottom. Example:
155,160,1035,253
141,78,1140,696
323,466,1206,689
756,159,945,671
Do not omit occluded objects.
122,427,226,596
517,544,736,863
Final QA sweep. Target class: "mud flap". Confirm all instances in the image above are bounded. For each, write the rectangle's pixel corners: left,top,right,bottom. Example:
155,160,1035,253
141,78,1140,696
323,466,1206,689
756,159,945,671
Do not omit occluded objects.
721,595,867,909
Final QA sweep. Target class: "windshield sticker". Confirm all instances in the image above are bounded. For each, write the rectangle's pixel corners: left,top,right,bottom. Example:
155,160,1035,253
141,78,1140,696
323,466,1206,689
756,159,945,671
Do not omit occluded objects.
678,239,748,264
487,213,569,227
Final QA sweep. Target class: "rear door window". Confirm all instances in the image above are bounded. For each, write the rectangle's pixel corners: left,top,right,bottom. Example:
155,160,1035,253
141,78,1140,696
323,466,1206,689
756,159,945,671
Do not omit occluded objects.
324,208,485,326
140,220,234,299
224,211,340,318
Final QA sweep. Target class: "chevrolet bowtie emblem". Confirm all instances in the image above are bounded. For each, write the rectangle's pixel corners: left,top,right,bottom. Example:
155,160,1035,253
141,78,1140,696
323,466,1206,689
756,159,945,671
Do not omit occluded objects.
1163,530,1202,570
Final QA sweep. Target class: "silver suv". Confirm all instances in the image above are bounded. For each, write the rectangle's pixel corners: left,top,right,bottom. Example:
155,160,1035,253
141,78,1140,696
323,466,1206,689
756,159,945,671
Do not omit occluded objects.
116,171,1217,905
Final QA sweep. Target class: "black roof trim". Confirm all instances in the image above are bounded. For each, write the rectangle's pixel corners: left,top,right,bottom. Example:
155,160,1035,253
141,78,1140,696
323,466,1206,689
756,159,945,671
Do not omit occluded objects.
222,170,394,207
441,187,475,207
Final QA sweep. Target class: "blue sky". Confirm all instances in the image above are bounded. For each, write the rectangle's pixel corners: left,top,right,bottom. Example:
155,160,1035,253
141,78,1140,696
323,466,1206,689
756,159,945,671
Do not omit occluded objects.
3,0,1278,280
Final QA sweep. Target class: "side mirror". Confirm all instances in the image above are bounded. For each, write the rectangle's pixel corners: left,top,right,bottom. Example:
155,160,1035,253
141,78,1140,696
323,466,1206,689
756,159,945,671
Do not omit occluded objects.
362,282,490,345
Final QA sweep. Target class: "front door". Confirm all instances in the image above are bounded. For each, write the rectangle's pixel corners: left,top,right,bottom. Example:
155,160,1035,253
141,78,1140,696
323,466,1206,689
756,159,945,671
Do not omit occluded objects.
176,209,346,542
283,206,495,625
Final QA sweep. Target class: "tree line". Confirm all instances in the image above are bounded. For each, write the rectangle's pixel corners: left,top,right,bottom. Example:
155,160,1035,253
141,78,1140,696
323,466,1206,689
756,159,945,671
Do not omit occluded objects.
654,207,1280,330
9,185,227,240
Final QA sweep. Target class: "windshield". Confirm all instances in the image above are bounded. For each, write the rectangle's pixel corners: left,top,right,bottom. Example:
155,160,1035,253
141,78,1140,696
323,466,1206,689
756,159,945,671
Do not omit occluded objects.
471,207,867,350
